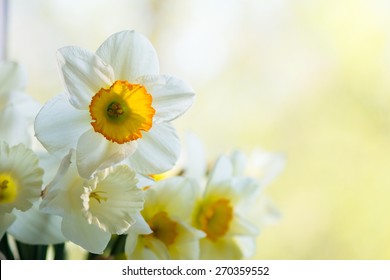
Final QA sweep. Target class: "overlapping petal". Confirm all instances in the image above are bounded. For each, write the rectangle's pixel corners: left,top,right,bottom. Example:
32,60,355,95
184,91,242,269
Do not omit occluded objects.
76,129,137,178
35,93,91,156
138,75,195,123
96,30,159,82
125,122,180,175
57,46,114,109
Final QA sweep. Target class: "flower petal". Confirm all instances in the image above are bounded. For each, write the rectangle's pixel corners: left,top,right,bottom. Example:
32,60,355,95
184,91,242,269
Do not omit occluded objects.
125,122,180,174
169,221,205,259
82,165,144,234
0,213,16,239
199,237,242,260
61,211,111,254
234,236,257,259
96,30,159,82
137,75,195,123
57,46,114,109
206,155,233,191
76,129,137,178
8,202,66,245
0,61,27,95
34,93,91,156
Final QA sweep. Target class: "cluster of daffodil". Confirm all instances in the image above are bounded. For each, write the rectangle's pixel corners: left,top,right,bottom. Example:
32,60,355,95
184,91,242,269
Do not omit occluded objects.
0,30,284,260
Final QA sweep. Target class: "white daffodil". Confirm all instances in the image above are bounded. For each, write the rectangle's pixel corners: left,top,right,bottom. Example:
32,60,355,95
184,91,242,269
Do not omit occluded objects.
40,151,144,254
7,153,67,245
125,177,205,259
0,61,41,147
192,155,260,260
35,30,195,178
0,141,43,239
230,149,285,227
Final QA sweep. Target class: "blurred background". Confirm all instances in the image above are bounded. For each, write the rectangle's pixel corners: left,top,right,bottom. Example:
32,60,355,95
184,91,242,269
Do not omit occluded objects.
5,0,390,259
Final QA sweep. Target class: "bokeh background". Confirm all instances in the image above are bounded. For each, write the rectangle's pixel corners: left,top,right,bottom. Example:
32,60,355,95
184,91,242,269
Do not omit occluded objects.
6,0,390,259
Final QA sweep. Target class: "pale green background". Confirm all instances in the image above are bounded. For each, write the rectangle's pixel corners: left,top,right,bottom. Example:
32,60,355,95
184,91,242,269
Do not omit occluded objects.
8,0,390,259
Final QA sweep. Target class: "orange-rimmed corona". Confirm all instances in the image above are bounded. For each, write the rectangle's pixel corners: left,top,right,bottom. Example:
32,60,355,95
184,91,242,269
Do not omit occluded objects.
89,80,155,144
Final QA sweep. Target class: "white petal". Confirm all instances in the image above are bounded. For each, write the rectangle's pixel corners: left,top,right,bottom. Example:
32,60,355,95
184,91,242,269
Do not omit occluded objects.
62,211,111,254
8,202,66,245
169,221,205,259
96,30,159,82
76,129,137,178
34,93,91,156
137,75,195,123
127,211,152,235
230,150,247,177
40,151,82,216
0,102,32,146
0,213,16,239
0,142,43,213
82,165,144,234
125,122,180,174
148,177,198,221
57,46,114,109
206,155,233,192
229,213,259,236
0,61,27,94
199,237,242,260
234,236,257,259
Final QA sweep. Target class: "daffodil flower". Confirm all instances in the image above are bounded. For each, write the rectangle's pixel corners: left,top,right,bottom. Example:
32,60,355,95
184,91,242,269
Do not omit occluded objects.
35,30,195,178
125,177,205,259
40,151,145,254
0,141,43,239
0,61,41,147
192,155,260,259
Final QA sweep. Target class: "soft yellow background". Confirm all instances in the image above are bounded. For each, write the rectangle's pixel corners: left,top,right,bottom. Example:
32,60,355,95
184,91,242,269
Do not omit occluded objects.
8,0,390,259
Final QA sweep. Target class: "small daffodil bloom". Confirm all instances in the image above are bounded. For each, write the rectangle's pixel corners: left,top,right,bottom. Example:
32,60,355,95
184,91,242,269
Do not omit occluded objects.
192,156,260,259
35,30,195,178
125,177,205,259
40,151,144,254
0,142,43,239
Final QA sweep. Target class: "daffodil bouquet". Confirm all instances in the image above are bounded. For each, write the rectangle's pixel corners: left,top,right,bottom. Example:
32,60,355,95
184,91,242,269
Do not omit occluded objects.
0,31,284,260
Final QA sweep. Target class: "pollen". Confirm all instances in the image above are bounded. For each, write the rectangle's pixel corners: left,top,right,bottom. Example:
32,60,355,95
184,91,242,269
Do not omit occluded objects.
90,191,108,204
147,211,179,247
197,198,233,241
89,80,155,144
0,174,18,204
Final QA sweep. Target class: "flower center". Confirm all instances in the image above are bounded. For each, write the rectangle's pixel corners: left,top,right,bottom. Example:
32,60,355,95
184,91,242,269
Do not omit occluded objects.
89,191,108,204
0,174,18,204
147,211,179,247
197,198,233,241
89,80,155,144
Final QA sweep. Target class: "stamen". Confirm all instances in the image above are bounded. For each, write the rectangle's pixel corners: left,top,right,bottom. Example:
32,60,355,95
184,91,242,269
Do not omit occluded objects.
107,102,124,118
90,191,108,204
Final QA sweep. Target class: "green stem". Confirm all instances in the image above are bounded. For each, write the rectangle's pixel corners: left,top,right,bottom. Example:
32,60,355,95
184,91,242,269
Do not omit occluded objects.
53,243,65,260
0,234,15,260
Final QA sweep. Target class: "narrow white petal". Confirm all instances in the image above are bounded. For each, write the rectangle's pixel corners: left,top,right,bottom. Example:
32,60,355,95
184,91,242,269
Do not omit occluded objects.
96,30,159,82
137,75,195,123
0,213,16,239
128,211,152,235
125,122,180,174
34,93,91,156
57,46,114,109
76,129,137,178
62,211,111,254
0,103,32,146
8,202,66,245
230,150,247,177
206,155,233,192
0,61,27,94
229,213,259,236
